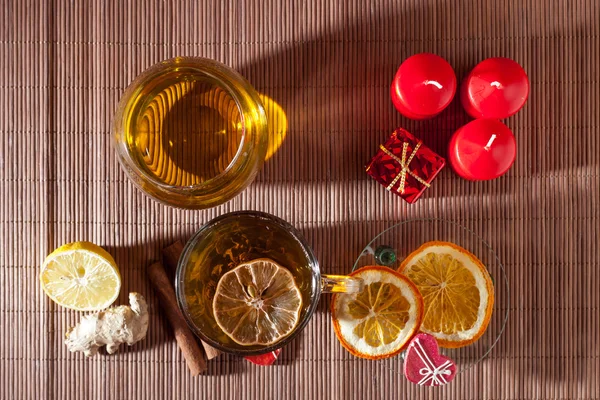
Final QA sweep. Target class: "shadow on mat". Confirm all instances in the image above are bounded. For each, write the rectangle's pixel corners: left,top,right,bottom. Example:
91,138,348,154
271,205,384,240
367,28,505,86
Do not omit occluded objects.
239,3,461,185
238,2,597,185
295,178,598,385
107,237,302,373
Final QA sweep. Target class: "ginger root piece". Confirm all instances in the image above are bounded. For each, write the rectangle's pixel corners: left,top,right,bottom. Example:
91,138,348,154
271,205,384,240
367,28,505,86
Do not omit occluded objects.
65,292,149,357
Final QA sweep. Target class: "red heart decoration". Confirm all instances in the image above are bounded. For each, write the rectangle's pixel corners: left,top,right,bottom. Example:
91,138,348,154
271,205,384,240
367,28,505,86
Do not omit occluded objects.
403,333,457,386
244,348,282,366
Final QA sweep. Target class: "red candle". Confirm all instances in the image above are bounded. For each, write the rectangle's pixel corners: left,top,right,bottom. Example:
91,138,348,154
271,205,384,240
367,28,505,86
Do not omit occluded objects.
391,53,457,120
460,57,529,119
448,119,516,181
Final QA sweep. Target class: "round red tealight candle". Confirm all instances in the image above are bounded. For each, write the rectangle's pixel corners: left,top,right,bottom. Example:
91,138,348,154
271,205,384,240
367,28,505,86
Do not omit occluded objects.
448,119,516,181
461,57,529,119
391,53,457,120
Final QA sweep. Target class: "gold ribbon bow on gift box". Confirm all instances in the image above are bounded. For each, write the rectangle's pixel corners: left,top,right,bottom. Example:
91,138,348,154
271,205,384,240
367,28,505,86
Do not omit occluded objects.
379,142,431,194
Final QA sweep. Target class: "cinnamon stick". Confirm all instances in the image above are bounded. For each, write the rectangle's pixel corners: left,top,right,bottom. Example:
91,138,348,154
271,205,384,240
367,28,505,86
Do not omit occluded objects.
162,241,223,360
147,261,207,375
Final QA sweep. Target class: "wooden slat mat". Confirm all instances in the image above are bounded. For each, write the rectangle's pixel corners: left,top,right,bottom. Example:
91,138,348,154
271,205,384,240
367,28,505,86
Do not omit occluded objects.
1,0,599,398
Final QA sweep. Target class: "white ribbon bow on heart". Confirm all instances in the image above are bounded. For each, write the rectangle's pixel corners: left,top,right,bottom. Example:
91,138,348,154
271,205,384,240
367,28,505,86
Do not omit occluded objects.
411,338,453,386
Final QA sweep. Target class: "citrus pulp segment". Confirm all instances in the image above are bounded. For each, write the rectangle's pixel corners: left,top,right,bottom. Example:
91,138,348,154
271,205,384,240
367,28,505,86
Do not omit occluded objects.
212,258,303,346
398,241,494,348
331,266,423,359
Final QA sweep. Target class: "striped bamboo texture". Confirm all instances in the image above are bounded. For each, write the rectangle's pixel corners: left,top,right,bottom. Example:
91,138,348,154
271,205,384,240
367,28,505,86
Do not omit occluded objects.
1,0,599,399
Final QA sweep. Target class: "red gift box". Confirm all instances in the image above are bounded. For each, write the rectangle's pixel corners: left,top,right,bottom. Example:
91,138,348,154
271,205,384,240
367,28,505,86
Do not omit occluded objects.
366,128,446,204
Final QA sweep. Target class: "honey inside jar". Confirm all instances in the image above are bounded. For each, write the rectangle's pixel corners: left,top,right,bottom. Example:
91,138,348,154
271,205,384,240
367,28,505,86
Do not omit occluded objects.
126,73,244,186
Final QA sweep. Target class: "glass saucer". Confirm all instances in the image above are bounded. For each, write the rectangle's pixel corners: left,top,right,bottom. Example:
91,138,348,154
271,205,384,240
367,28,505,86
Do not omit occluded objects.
353,218,509,374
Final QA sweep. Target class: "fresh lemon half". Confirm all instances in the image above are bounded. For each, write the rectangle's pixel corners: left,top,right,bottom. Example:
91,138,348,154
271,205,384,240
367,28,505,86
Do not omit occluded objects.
40,242,121,311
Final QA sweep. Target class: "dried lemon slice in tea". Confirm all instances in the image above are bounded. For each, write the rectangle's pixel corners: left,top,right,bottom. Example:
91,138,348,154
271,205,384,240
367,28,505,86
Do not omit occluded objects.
331,266,423,359
40,242,121,311
398,241,495,348
212,258,303,346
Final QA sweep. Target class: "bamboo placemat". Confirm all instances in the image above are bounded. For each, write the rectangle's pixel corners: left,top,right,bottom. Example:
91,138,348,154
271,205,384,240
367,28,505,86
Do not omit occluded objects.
1,0,599,399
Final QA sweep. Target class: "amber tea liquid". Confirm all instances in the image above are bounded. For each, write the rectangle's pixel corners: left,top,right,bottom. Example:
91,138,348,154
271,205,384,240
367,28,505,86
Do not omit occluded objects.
124,70,246,186
179,214,318,351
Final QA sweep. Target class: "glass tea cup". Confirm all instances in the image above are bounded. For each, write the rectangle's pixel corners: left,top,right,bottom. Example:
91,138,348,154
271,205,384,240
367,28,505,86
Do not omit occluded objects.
175,211,364,355
113,57,268,209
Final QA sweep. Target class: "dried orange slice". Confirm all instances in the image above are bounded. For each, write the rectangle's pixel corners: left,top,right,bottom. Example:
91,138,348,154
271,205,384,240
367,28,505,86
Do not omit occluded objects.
331,266,423,359
212,258,303,346
398,241,494,348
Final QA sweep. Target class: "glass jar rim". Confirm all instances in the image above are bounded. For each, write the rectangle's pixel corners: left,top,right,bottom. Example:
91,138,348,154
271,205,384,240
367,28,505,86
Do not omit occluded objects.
113,57,268,208
122,58,247,192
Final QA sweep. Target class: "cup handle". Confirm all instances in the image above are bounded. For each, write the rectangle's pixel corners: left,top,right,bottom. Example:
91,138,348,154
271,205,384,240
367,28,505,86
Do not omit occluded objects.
321,274,364,294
